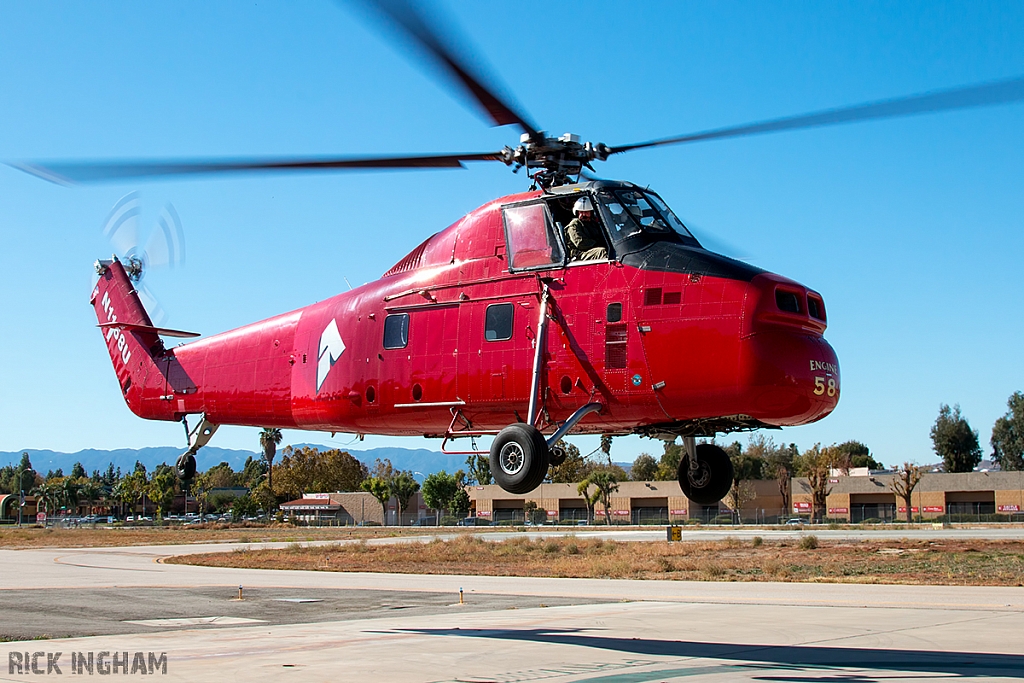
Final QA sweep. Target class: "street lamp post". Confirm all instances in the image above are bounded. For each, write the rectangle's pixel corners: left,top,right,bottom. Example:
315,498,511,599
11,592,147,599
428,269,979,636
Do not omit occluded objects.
17,469,33,528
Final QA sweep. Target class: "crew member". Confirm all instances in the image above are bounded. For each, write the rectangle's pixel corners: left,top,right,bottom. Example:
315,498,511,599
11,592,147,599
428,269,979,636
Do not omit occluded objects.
565,196,608,261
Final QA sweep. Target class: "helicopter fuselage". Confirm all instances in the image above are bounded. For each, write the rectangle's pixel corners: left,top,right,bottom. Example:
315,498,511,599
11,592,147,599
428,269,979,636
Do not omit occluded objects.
93,181,839,445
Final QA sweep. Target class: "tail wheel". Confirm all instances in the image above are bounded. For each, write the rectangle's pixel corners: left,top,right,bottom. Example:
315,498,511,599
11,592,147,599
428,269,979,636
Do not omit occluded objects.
677,444,733,505
490,423,549,494
549,445,567,467
175,452,197,481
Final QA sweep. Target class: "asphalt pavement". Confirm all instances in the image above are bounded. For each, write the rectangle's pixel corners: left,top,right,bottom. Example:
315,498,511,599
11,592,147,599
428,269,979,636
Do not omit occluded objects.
1,532,1022,682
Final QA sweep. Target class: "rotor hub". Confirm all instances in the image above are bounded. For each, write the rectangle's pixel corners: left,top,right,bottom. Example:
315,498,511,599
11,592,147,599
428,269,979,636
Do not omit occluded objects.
499,132,610,188
123,254,145,282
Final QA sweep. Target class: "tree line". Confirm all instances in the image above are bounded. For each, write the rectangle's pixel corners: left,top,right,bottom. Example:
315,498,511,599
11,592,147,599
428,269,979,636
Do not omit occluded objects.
4,390,1019,522
0,451,271,519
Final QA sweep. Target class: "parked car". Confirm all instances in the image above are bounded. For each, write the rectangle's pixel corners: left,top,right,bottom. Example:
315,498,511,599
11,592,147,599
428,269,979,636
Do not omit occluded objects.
457,517,491,526
785,518,805,526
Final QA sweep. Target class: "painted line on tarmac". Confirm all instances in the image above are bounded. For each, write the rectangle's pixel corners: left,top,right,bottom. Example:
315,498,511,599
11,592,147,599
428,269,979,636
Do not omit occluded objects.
51,554,164,572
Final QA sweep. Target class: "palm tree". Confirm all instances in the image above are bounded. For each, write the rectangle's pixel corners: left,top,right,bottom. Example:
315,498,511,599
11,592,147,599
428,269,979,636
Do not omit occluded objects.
32,482,60,519
80,480,101,516
61,477,82,516
259,428,283,498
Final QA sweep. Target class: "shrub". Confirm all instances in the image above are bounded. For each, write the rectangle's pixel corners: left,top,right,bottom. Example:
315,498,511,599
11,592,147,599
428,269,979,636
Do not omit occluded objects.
701,563,725,578
752,536,763,547
799,535,819,550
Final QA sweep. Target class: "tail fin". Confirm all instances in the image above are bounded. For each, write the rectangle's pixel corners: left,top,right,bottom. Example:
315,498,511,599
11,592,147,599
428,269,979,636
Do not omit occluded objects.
90,258,162,402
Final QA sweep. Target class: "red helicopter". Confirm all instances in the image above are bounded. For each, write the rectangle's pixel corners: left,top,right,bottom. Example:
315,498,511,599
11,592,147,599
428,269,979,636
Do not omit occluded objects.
14,1,1024,503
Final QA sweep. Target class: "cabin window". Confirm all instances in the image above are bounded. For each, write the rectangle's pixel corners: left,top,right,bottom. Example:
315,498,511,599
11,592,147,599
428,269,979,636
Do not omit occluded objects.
502,202,564,271
607,303,622,323
383,313,410,349
484,303,514,341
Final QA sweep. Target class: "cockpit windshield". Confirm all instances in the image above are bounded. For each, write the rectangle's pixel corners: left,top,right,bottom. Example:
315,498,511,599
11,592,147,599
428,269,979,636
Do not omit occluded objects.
595,189,699,247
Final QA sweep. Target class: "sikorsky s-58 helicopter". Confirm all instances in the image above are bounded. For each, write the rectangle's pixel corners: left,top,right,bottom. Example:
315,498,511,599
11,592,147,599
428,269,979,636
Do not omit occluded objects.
13,1,1024,504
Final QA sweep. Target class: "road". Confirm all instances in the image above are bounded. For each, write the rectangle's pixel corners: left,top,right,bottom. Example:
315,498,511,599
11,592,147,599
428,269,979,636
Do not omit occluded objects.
1,533,1022,681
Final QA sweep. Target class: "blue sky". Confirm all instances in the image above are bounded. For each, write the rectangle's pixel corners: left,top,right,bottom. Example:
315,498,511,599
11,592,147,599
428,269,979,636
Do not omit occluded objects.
1,1,1022,468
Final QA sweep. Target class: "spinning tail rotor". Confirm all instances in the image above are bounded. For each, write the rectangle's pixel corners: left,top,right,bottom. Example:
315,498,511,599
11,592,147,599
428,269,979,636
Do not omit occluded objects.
101,192,185,325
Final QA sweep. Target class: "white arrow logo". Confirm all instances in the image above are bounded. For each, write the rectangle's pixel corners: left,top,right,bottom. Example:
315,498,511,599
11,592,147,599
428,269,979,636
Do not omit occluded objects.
317,318,345,393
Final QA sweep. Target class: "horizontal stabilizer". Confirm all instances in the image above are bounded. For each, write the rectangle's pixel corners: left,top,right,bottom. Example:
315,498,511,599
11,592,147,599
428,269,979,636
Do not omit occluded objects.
97,321,200,338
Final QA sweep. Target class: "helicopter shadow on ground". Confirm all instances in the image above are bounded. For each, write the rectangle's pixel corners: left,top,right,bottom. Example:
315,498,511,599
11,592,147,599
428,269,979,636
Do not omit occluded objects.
389,627,1024,679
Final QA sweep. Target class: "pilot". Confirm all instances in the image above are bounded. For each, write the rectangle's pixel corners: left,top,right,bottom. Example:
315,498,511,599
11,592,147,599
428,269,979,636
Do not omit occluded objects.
565,196,608,261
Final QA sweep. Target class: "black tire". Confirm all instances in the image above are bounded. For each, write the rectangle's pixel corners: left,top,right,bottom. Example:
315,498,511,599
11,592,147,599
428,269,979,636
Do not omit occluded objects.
677,444,734,505
175,452,197,481
490,423,549,494
549,445,566,467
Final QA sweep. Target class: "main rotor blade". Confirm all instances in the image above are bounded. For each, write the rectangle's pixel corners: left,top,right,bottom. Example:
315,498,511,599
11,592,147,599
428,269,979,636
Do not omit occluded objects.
9,152,506,184
609,76,1024,155
348,0,541,139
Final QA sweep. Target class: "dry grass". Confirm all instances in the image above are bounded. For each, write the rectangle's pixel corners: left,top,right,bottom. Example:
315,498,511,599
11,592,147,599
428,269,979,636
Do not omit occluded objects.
169,535,1024,586
0,524,440,549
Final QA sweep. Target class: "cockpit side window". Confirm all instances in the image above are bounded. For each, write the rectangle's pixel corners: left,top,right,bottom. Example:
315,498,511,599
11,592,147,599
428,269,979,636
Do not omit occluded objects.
502,202,565,271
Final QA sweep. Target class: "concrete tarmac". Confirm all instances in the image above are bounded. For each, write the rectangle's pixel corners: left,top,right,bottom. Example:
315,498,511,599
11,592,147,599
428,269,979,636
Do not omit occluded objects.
2,539,1023,682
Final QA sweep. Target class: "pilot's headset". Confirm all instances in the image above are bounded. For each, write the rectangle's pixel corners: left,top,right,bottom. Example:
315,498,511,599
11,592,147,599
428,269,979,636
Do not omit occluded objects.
573,196,594,216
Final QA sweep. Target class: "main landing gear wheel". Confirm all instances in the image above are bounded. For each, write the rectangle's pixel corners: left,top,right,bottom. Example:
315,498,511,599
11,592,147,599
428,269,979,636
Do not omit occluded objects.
490,423,549,494
677,444,733,505
175,452,197,481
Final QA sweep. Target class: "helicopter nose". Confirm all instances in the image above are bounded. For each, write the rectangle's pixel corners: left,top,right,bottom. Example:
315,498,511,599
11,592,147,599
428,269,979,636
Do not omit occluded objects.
738,274,840,426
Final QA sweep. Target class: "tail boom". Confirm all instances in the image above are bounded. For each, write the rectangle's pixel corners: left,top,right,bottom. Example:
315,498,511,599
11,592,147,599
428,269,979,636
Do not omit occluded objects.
92,259,166,415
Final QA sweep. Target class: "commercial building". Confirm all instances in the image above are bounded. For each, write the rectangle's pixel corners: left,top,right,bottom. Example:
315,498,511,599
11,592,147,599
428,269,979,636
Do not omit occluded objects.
0,494,37,523
280,491,433,526
470,470,1024,524
793,470,1024,522
468,480,784,524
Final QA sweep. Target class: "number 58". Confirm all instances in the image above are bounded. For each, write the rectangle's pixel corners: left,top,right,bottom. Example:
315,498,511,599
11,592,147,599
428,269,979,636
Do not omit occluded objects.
814,376,837,397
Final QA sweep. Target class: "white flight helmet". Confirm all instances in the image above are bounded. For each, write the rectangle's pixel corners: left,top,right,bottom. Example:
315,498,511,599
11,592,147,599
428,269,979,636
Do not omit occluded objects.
573,196,594,216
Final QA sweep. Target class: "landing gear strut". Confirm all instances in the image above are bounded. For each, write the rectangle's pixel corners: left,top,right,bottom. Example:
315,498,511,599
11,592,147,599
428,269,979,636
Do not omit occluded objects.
489,282,602,495
175,415,219,482
677,437,734,505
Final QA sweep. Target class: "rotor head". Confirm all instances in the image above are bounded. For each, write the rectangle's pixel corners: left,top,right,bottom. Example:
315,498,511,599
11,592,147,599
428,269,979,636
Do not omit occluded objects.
499,132,610,188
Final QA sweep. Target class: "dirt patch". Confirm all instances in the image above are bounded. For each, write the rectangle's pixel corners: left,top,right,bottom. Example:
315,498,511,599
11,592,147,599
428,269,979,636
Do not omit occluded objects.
168,535,1024,585
0,524,444,549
